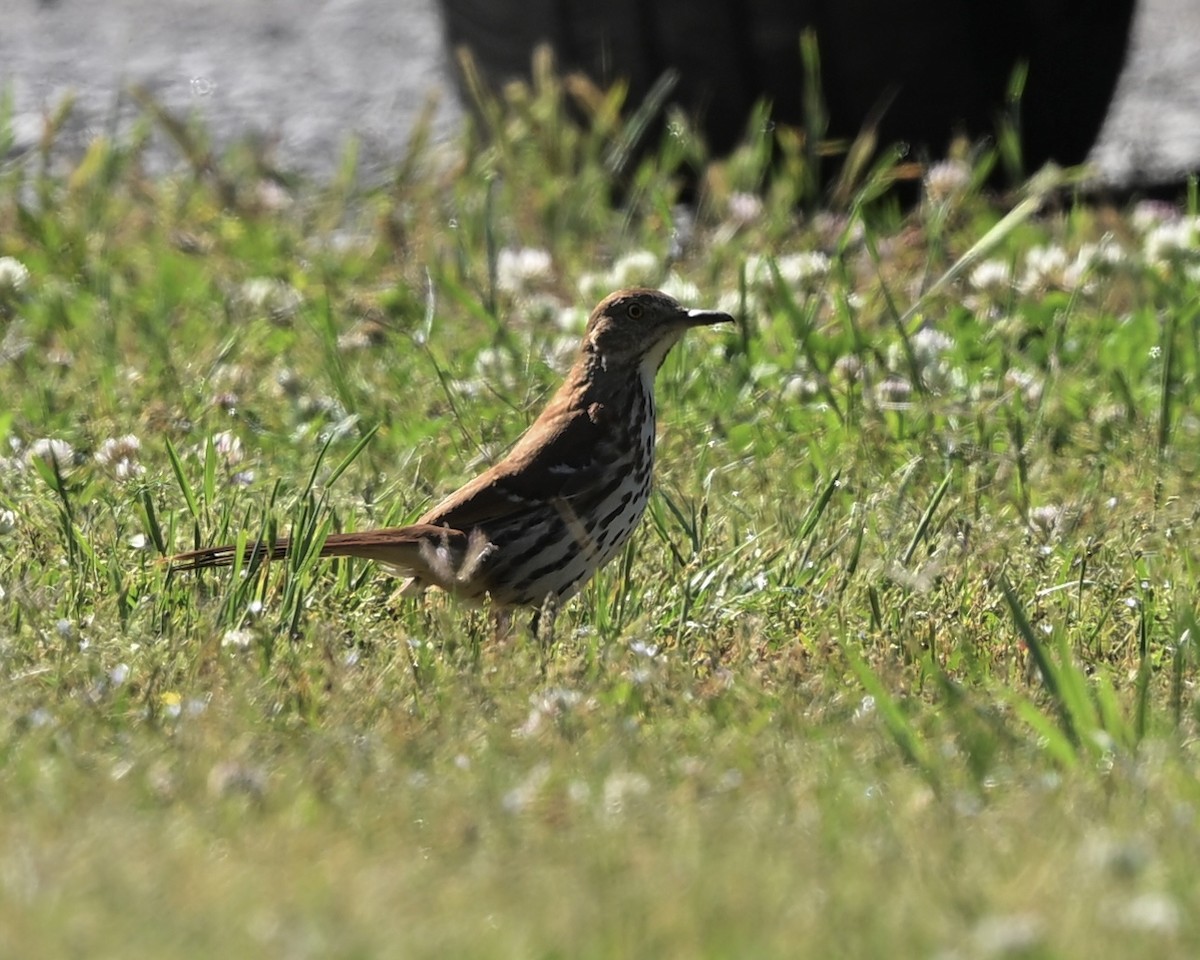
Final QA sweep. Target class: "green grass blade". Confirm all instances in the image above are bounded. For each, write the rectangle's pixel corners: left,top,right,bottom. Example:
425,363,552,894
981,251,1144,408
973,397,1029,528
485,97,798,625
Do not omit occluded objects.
897,164,1067,330
324,422,379,489
797,471,840,542
139,487,167,555
838,634,938,789
165,437,200,524
999,573,1075,746
203,433,217,511
902,471,952,566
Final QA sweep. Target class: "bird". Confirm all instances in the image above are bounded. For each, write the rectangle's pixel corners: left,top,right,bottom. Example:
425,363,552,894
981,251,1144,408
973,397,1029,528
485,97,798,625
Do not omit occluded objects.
169,288,733,623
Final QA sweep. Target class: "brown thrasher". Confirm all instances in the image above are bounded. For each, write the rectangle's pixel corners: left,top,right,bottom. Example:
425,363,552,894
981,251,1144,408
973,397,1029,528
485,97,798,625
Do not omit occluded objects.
170,288,732,616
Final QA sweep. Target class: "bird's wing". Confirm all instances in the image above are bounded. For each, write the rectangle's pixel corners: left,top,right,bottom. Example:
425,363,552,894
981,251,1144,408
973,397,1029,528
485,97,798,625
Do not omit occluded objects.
419,401,625,530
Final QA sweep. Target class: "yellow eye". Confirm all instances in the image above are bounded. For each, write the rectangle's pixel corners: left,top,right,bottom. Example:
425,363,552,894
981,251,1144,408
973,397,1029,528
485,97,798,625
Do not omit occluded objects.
627,303,644,319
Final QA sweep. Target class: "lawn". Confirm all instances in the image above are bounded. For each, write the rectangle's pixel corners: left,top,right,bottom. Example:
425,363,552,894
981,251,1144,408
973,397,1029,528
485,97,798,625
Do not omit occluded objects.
2,68,1200,957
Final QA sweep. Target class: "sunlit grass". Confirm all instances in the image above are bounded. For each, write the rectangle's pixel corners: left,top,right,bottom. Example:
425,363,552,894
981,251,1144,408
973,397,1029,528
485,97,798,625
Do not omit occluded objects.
2,66,1200,957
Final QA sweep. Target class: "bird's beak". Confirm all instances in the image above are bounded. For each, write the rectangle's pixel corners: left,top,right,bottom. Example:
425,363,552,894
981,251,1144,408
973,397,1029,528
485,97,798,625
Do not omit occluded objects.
684,307,735,327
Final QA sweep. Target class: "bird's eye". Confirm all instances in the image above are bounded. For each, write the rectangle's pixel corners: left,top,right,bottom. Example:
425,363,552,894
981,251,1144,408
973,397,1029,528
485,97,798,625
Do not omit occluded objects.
627,303,644,319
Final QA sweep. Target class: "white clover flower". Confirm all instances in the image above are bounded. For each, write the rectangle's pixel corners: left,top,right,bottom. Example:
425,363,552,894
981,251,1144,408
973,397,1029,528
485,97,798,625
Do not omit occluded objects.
602,771,651,817
1116,893,1180,935
577,272,611,303
1028,504,1063,537
923,159,971,204
541,334,579,374
832,354,863,382
0,319,31,364
968,259,1013,299
24,437,75,470
0,257,30,299
337,319,388,352
554,305,588,333
1130,199,1179,234
1082,236,1125,265
782,375,820,400
1074,237,1126,277
501,763,551,812
513,292,563,327
727,191,763,226
744,252,830,292
207,759,266,799
222,628,256,649
775,251,831,289
630,639,660,658
910,327,954,366
812,211,865,247
211,430,244,466
514,688,588,739
1004,367,1043,405
0,509,15,534
495,247,553,295
716,288,757,319
741,254,771,287
473,345,519,388
239,277,301,322
1019,244,1072,293
95,434,145,481
894,328,963,393
610,250,660,289
1143,216,1200,268
972,914,1043,957
873,377,912,405
658,273,701,306
255,179,293,212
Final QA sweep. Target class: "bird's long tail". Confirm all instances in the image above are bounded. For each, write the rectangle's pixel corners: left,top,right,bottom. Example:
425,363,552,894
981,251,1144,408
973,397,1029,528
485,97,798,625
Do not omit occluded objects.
167,523,470,574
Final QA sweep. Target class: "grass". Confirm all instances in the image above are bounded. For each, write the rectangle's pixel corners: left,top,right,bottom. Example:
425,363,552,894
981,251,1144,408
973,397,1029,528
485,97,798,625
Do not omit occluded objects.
2,65,1200,957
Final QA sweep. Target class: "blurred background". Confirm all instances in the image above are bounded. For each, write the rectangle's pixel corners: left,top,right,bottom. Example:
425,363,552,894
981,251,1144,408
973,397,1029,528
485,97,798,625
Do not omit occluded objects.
2,0,1197,188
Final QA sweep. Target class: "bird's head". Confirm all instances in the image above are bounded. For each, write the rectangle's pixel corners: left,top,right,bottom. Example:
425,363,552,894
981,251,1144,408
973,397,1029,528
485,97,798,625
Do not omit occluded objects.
582,288,733,378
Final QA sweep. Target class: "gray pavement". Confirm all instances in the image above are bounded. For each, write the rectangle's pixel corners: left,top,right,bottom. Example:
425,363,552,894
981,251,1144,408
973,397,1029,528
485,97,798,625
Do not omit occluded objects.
1091,0,1200,183
1,0,460,179
2,0,1198,185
